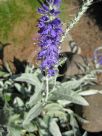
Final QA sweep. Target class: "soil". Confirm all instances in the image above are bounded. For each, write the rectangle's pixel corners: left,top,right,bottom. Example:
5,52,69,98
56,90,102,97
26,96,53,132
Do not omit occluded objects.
0,19,41,72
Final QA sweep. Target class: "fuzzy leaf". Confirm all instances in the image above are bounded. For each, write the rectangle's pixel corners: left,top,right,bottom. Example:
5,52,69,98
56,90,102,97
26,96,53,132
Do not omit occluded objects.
47,110,67,121
13,97,24,107
14,83,25,93
0,71,8,77
82,131,87,136
25,65,34,73
74,114,89,124
70,114,78,136
49,88,89,106
79,89,98,96
70,114,79,129
9,114,20,124
4,62,12,74
39,128,49,136
62,130,75,136
62,73,96,91
44,103,63,112
23,102,43,126
58,100,71,106
23,123,37,132
0,80,3,87
8,127,21,136
99,91,102,94
61,79,84,90
38,118,48,129
27,88,42,107
12,73,41,89
49,119,62,136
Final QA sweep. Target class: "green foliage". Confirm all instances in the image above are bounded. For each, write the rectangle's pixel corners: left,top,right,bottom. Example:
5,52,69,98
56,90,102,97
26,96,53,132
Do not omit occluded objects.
49,85,89,106
0,62,100,136
49,119,62,136
7,126,21,136
23,102,43,126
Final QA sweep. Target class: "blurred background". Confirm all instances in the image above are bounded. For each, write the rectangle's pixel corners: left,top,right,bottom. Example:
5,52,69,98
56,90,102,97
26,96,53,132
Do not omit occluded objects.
0,0,102,71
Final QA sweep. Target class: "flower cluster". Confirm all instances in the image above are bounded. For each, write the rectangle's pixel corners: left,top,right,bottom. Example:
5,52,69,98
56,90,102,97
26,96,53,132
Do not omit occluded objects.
37,0,63,76
94,47,102,67
97,56,102,65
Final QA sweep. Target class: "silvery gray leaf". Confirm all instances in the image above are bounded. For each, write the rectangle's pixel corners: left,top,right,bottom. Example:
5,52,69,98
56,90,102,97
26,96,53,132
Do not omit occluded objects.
79,89,99,96
13,97,24,107
62,130,75,136
74,114,89,124
7,127,21,136
49,87,89,106
12,73,42,92
25,65,34,73
3,62,12,74
70,114,79,129
49,119,62,136
0,71,9,77
14,83,25,93
0,81,3,87
44,103,63,112
23,102,43,126
62,79,84,90
82,131,87,136
27,89,42,107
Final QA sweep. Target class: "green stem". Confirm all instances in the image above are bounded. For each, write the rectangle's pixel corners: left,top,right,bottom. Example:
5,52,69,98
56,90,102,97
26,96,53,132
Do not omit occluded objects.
61,0,93,43
45,75,49,103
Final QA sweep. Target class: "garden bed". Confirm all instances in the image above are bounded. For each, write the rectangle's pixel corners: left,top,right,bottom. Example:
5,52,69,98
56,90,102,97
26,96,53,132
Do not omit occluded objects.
0,0,102,136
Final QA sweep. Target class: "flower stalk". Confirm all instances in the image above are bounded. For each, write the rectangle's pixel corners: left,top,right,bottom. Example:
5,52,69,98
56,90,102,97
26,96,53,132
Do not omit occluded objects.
61,0,94,43
45,75,49,102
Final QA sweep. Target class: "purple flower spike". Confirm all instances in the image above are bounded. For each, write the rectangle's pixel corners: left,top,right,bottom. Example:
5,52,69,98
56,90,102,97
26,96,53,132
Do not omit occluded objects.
37,0,62,76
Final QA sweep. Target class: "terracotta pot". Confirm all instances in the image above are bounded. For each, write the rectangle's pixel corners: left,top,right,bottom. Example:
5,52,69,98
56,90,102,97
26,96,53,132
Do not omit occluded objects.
76,85,102,132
